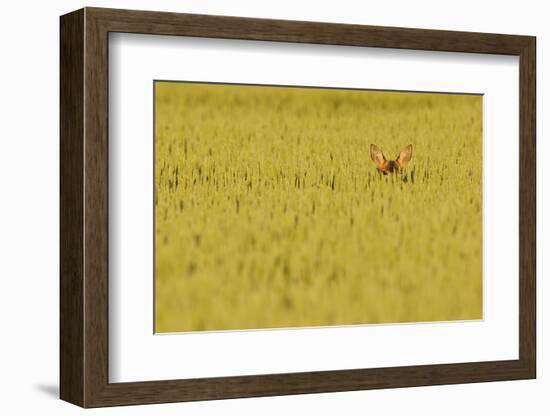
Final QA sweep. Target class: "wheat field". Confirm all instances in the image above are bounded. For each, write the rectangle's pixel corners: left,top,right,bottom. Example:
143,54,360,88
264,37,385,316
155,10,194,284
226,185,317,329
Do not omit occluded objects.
154,81,482,333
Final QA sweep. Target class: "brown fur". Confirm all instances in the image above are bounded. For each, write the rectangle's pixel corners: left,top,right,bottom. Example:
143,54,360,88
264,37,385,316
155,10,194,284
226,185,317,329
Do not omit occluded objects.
370,144,413,175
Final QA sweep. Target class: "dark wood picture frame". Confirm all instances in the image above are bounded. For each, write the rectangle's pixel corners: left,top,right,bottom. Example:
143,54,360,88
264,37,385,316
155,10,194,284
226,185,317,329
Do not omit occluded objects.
60,7,536,408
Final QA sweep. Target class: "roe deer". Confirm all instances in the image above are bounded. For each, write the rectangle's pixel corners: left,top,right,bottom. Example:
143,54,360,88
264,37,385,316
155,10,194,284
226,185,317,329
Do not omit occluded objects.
370,144,413,175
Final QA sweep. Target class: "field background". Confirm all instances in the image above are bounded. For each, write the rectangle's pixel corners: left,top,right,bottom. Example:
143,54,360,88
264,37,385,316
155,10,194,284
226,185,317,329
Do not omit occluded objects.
154,82,482,333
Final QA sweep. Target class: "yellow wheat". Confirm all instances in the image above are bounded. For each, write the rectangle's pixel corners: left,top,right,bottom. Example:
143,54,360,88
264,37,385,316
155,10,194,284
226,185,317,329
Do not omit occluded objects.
154,82,482,333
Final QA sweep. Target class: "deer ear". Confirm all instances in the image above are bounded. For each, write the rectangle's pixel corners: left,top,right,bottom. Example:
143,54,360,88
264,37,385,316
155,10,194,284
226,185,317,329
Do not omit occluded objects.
396,144,413,168
370,144,386,168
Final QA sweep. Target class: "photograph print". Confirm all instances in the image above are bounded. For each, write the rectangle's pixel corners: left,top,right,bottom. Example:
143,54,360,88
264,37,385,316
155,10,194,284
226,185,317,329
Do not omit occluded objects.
154,81,482,333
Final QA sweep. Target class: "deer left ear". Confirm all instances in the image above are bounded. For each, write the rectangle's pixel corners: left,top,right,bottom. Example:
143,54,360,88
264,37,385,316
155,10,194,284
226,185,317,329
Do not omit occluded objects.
370,144,386,168
396,144,413,168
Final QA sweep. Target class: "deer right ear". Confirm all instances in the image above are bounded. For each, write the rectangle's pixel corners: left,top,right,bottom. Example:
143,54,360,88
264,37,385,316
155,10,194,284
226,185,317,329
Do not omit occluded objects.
370,144,386,168
396,144,413,168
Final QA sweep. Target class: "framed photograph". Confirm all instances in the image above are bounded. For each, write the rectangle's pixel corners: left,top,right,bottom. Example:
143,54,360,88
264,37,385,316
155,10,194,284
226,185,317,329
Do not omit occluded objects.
60,7,536,408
